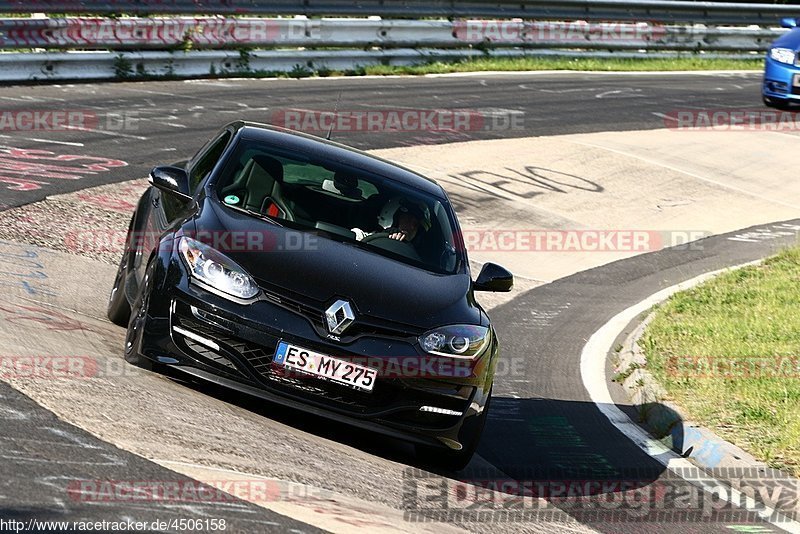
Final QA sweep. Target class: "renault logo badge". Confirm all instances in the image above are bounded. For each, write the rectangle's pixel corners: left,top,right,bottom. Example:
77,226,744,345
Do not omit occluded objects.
325,299,355,335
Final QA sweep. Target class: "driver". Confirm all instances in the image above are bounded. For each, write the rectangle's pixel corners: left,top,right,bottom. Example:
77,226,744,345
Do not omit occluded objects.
387,199,431,242
353,198,431,243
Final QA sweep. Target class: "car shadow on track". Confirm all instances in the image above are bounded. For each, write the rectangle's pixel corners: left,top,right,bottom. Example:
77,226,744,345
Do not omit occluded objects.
448,396,735,529
160,370,710,528
162,369,419,463
475,395,674,485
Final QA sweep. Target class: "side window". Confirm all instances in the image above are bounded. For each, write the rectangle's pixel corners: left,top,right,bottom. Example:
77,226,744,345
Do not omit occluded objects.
188,131,232,192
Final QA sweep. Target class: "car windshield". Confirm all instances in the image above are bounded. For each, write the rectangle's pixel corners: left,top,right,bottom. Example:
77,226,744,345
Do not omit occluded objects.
214,139,463,274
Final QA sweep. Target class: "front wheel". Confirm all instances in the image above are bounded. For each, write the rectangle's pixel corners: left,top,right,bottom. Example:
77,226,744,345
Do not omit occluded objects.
107,250,131,326
415,389,492,471
124,258,156,370
107,218,135,326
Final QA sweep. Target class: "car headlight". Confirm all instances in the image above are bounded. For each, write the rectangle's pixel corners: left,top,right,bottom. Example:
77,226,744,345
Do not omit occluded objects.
419,325,490,359
770,47,796,65
178,236,259,300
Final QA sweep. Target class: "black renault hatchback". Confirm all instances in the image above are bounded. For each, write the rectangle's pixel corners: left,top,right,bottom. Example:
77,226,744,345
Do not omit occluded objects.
108,121,513,470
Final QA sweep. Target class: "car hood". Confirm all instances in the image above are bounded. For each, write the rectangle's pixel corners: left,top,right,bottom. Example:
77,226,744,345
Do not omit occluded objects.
191,199,480,329
772,28,800,50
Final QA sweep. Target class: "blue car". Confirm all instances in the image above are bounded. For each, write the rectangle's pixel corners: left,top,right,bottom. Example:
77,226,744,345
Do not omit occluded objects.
764,17,800,109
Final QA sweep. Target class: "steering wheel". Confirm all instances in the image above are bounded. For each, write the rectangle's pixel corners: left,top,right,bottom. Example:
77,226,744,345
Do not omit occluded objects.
361,233,422,262
362,232,392,244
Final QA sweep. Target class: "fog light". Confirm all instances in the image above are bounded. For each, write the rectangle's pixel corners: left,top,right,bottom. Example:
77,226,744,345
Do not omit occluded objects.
173,325,220,351
419,406,463,416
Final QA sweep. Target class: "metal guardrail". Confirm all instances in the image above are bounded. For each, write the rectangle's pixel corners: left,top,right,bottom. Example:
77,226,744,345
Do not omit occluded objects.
0,17,787,52
1,0,799,25
0,1,787,83
0,48,759,83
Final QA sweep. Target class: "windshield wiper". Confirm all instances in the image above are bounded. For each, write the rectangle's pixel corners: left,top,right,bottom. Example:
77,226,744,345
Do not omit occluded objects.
226,204,284,227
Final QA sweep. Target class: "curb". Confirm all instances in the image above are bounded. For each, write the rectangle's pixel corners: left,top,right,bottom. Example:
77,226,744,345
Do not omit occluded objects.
612,282,771,471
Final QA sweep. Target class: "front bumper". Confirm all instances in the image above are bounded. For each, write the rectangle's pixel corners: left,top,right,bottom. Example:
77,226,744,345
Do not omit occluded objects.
132,254,496,450
763,55,800,101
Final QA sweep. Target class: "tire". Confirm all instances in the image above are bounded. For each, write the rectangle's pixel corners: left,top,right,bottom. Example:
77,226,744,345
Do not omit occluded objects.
415,389,492,471
123,257,156,370
107,218,135,326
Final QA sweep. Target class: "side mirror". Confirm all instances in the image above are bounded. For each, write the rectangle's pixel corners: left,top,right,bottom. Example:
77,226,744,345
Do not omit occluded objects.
149,166,192,202
474,263,513,292
781,17,798,29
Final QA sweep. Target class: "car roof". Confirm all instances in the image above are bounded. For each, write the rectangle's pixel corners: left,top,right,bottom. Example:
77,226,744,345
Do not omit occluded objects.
232,121,447,199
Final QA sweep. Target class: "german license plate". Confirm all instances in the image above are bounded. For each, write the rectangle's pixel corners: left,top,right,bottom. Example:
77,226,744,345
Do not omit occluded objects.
274,341,376,392
794,74,800,87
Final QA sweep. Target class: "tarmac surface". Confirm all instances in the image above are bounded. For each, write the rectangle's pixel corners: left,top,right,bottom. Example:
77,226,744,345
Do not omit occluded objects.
0,71,763,209
1,70,799,533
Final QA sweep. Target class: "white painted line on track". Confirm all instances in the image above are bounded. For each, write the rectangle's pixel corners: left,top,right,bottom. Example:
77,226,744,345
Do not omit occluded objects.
424,70,761,78
175,70,760,83
0,134,84,147
112,86,274,111
0,95,66,103
580,260,800,533
595,88,645,99
651,112,675,122
22,137,85,147
61,125,148,141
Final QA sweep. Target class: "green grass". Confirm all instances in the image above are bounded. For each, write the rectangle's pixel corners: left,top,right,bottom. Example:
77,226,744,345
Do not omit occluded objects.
230,56,763,80
360,56,763,75
100,55,764,82
641,246,800,476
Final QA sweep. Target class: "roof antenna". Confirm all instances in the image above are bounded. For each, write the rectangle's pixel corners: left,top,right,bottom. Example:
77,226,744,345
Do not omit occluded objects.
326,91,342,141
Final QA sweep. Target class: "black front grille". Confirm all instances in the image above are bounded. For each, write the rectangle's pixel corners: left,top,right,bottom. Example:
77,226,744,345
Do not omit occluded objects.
173,306,400,413
259,367,397,411
184,339,237,370
227,337,399,412
222,337,401,412
224,338,274,373
253,278,424,340
175,316,277,376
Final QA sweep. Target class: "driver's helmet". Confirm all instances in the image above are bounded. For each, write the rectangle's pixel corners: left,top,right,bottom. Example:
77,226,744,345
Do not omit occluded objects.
394,198,432,232
377,197,402,229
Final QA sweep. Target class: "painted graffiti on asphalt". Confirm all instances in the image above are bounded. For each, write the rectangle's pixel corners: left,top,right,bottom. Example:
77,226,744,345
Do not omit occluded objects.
453,166,604,201
0,240,57,297
0,146,127,192
0,303,90,332
727,222,800,243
